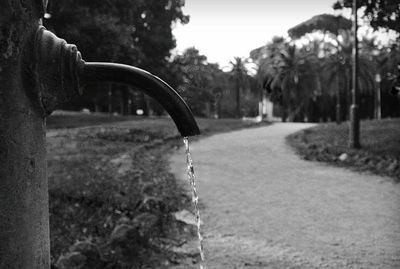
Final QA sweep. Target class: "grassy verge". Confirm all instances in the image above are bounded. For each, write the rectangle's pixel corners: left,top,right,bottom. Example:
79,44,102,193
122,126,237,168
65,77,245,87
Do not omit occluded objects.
286,118,400,182
47,112,144,129
47,114,269,268
47,112,268,134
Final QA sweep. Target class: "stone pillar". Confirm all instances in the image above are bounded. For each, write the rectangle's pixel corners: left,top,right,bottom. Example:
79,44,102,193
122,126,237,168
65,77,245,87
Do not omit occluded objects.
0,1,51,268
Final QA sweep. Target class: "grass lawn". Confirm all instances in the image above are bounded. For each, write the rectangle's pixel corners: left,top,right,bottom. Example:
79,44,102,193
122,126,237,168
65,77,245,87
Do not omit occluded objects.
47,112,146,129
47,112,268,135
287,118,400,182
47,113,269,268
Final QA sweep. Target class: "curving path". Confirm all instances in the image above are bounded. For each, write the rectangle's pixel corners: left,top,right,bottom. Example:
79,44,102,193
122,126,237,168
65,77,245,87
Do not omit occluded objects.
170,123,400,268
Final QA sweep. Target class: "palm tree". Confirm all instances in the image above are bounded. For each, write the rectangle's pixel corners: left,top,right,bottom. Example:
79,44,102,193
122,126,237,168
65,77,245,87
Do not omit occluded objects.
380,43,400,81
251,37,287,119
368,42,400,118
323,31,376,120
288,13,352,124
230,57,249,118
271,45,318,122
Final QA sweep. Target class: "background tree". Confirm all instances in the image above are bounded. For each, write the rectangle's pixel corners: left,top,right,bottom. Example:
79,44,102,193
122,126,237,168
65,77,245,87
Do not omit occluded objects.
374,41,400,117
272,45,319,122
45,0,189,114
171,50,259,118
250,36,287,111
252,38,320,122
288,13,352,39
251,31,384,122
288,13,352,123
230,57,250,118
334,0,400,34
172,48,220,117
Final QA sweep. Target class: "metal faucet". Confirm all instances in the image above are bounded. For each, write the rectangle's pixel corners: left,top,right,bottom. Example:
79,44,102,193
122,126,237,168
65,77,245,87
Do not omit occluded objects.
35,26,200,137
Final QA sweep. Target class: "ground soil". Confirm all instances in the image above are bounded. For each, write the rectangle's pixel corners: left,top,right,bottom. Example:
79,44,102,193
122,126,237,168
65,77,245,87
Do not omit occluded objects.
170,123,400,269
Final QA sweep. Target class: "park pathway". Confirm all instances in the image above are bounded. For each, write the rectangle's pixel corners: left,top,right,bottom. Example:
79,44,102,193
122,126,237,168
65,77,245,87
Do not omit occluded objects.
170,123,400,268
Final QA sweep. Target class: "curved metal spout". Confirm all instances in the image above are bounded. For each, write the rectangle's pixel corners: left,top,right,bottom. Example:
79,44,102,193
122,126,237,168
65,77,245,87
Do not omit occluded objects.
33,26,199,137
80,63,200,137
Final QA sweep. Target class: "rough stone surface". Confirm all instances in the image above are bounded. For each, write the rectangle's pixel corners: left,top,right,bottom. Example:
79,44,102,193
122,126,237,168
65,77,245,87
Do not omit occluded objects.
0,1,50,268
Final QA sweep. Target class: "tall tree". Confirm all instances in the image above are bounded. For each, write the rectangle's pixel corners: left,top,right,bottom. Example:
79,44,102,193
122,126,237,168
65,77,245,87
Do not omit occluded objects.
272,45,319,121
288,13,352,39
250,36,287,106
372,41,400,117
288,13,352,123
45,0,189,113
230,57,250,118
334,0,400,34
252,38,321,122
320,33,377,119
173,47,222,117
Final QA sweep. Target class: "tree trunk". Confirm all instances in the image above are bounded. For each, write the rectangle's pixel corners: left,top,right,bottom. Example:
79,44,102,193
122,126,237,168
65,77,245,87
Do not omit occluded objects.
144,94,152,116
236,83,241,118
108,84,112,115
0,1,50,268
281,107,288,122
127,98,132,115
349,0,361,148
119,90,125,115
94,96,101,112
336,60,341,124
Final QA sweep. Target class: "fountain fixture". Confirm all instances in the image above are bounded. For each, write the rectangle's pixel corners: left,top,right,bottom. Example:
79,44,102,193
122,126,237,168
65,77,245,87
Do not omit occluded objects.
0,20,199,267
34,26,200,137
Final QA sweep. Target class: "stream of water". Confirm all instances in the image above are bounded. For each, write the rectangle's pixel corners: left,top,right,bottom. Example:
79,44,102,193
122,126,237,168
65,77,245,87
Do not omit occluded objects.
183,137,207,269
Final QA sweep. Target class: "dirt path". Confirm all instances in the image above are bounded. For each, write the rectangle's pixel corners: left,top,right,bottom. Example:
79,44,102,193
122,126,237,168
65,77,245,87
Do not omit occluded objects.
170,123,400,268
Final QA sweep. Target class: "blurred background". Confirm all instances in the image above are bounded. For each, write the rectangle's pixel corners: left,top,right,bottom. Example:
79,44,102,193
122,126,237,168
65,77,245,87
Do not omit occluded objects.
44,0,400,122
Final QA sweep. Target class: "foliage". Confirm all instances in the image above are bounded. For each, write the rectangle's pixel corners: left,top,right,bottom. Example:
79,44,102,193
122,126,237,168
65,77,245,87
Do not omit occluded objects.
251,37,323,121
272,44,320,121
250,36,287,104
288,14,352,39
48,126,188,268
172,47,229,117
287,119,400,181
228,57,258,117
46,0,188,66
252,8,400,122
379,42,400,78
45,0,189,113
334,0,400,34
323,33,376,98
287,13,353,122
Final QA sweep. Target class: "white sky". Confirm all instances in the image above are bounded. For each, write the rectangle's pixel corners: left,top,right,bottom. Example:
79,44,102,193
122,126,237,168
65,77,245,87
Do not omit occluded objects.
172,0,346,67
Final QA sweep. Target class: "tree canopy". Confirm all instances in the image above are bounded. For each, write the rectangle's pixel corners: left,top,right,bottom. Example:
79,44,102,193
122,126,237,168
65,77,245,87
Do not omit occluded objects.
288,14,352,39
172,47,224,117
251,28,399,122
45,0,189,112
46,0,189,68
334,0,400,34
